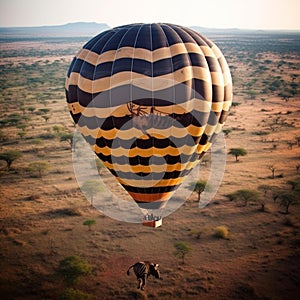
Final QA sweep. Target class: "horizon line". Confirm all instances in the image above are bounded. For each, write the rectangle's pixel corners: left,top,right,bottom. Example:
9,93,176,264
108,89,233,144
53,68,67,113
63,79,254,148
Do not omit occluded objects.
0,21,299,32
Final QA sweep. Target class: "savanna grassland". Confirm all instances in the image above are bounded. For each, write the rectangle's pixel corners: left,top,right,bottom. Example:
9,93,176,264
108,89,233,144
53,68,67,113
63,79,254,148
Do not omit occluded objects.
0,31,300,300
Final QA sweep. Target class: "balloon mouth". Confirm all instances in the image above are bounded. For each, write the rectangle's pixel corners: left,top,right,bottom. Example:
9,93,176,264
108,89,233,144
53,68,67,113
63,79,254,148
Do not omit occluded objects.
137,201,165,210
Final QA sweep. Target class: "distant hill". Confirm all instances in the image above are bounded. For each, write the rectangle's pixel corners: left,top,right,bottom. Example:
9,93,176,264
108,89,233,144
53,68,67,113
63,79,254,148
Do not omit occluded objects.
0,22,298,40
190,26,300,35
190,26,241,34
0,22,110,38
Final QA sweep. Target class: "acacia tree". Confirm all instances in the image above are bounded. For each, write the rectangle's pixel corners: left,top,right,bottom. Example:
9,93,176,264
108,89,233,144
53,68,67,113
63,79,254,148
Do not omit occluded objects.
279,193,298,214
226,189,260,206
27,106,36,113
188,180,210,201
287,179,300,191
42,115,50,123
83,219,96,231
223,128,232,137
81,180,103,206
228,148,247,162
60,133,74,147
60,132,81,150
173,241,191,264
0,150,22,171
94,158,105,175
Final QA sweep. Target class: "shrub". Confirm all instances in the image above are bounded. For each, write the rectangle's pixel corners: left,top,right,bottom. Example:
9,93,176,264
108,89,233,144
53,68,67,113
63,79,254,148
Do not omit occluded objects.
214,226,229,239
223,128,232,136
27,106,36,113
17,131,26,139
283,217,295,227
53,125,66,135
38,108,50,114
57,255,92,285
226,189,260,206
0,113,22,127
231,102,241,107
31,138,43,145
252,131,268,136
59,288,92,300
287,179,300,191
190,228,205,239
37,132,55,140
51,208,82,217
126,290,148,300
27,161,50,177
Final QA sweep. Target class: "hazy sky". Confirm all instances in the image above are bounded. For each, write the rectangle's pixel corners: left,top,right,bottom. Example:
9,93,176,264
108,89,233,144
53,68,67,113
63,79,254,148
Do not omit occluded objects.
0,0,299,30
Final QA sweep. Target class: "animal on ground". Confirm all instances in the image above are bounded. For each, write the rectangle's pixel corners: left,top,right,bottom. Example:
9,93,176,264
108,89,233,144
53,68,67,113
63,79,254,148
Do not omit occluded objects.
127,261,161,290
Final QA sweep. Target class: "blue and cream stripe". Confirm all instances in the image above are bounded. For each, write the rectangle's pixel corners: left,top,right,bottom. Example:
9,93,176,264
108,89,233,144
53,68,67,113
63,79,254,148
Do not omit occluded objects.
65,23,232,209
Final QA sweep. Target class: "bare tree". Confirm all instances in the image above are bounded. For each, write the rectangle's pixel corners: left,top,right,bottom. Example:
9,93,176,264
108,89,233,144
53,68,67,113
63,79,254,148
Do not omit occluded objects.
268,165,276,179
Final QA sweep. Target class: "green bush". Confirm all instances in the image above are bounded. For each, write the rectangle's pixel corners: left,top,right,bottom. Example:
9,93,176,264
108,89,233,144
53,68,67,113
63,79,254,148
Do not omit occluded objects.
57,255,92,285
83,219,96,231
190,227,207,239
27,161,49,177
0,113,22,127
59,288,92,300
214,226,229,239
37,132,55,140
226,189,260,206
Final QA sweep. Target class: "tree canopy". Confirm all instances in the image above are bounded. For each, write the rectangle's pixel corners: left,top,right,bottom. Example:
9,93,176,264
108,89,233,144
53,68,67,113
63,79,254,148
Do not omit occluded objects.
228,148,247,162
0,150,22,170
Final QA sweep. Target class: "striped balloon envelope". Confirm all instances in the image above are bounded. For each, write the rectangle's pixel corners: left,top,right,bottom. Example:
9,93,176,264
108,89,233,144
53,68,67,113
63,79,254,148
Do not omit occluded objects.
65,23,232,214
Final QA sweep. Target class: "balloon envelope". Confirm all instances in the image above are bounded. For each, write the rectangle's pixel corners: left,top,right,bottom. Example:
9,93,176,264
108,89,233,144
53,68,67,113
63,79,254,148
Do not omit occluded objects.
65,23,232,210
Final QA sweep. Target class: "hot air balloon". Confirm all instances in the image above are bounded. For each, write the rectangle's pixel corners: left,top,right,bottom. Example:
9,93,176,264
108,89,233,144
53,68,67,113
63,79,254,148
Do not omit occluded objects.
65,23,232,227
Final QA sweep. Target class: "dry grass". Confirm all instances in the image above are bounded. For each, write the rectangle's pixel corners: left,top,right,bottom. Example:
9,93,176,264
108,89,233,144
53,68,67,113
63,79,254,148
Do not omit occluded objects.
214,226,229,239
0,34,300,300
